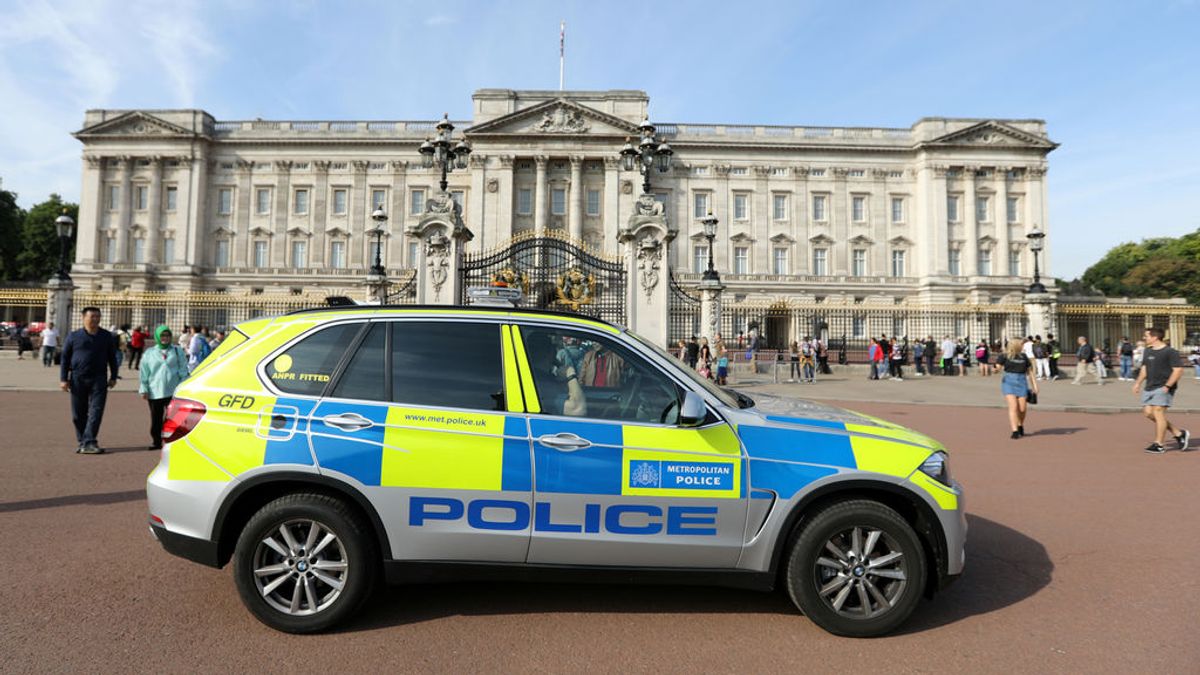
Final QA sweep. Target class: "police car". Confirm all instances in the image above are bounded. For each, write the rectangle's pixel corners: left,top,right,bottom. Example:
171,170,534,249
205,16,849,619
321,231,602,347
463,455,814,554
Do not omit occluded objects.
147,305,965,637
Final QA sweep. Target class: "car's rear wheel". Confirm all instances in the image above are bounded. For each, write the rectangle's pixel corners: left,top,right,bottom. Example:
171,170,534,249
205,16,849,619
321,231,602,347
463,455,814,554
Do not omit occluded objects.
785,500,926,637
233,493,376,633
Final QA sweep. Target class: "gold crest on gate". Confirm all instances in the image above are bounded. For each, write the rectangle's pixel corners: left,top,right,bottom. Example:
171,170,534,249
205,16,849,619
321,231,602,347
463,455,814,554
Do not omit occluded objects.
555,268,596,309
490,268,529,294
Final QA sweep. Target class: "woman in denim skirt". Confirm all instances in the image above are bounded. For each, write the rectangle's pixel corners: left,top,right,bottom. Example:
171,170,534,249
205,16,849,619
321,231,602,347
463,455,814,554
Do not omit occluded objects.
995,337,1039,439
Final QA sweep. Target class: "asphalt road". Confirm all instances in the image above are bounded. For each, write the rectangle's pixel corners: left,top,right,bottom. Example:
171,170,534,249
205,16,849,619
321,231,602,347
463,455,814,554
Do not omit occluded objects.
1,391,1197,673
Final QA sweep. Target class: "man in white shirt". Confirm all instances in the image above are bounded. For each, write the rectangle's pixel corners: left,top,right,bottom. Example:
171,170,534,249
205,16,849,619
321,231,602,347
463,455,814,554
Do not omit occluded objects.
940,336,956,375
40,323,59,367
1022,336,1036,360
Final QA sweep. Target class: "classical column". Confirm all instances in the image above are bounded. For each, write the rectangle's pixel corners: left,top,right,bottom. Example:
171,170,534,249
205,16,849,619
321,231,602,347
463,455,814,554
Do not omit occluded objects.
567,156,583,242
271,161,292,268
930,165,950,276
115,156,133,263
184,153,208,270
534,156,548,235
831,168,849,275
146,156,164,265
602,157,620,255
995,167,1010,277
350,160,368,268
232,160,252,268
496,156,515,244
311,160,330,268
1027,166,1049,276
753,166,770,274
77,155,104,266
963,167,979,277
389,160,408,267
469,154,488,250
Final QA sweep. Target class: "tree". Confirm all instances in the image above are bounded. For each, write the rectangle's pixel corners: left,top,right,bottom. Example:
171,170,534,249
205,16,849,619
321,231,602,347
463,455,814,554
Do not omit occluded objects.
16,194,78,282
0,186,24,281
1074,229,1200,303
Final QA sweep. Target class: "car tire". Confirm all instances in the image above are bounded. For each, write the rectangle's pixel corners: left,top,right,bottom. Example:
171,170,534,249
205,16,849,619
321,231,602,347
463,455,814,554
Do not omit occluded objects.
232,493,377,633
785,499,927,637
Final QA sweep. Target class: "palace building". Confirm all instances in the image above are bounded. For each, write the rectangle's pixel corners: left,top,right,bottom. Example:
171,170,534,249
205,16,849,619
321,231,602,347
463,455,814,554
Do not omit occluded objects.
71,88,1056,310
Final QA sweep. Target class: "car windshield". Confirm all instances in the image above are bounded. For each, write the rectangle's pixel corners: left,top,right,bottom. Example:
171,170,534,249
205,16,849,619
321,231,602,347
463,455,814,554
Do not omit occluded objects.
625,329,741,410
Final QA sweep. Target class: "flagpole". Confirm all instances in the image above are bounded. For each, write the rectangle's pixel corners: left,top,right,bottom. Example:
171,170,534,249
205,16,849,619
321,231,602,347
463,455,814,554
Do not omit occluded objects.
559,20,565,91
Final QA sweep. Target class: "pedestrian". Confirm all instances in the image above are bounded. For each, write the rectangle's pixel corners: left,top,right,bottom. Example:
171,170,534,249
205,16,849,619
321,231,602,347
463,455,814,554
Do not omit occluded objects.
716,347,730,386
975,339,990,376
913,339,925,376
1033,336,1051,380
40,322,59,367
1072,336,1104,386
889,338,905,380
685,336,699,370
16,323,32,360
801,337,816,383
788,341,801,382
867,338,880,380
1118,336,1135,381
1133,340,1146,372
129,326,146,370
940,335,956,375
816,337,831,375
1190,347,1200,380
209,329,225,351
187,324,212,372
924,335,937,375
139,325,190,451
113,324,129,375
955,339,968,377
1133,327,1190,454
1047,333,1062,380
59,306,119,454
996,337,1038,439
1094,346,1109,380
697,339,713,380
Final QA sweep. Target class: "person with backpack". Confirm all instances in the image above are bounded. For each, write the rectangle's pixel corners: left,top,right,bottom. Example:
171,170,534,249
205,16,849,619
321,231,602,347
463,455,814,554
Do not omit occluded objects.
976,340,991,376
1072,336,1104,386
1118,337,1135,381
1032,336,1051,380
1047,333,1062,380
187,324,212,372
128,326,146,371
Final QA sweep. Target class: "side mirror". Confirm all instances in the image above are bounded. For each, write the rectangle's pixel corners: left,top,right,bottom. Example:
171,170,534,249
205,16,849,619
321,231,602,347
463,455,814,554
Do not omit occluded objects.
678,390,707,427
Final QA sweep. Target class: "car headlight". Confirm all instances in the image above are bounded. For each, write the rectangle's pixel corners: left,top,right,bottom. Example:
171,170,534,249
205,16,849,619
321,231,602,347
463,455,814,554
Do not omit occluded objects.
919,451,951,486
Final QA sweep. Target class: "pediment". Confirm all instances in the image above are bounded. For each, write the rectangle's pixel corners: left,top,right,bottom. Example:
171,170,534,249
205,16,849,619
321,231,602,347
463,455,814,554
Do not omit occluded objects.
325,226,349,238
74,111,196,139
212,226,235,236
809,234,835,245
925,121,1057,149
848,234,874,246
890,235,914,247
286,227,312,238
729,232,755,244
465,98,639,137
769,233,796,244
249,226,272,237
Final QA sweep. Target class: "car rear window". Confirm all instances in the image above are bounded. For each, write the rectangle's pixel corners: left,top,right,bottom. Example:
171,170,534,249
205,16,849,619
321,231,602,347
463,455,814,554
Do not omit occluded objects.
266,322,363,397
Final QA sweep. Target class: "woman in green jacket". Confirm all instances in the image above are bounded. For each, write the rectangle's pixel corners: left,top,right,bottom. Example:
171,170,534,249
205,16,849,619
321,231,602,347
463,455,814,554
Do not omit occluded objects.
139,325,189,450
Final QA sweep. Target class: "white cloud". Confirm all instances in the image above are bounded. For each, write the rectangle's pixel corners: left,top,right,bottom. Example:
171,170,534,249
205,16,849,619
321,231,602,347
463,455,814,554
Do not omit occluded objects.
424,14,455,26
137,0,221,107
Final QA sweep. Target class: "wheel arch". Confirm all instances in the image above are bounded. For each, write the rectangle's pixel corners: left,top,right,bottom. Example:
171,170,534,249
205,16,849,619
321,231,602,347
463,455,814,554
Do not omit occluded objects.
212,471,392,568
769,479,948,599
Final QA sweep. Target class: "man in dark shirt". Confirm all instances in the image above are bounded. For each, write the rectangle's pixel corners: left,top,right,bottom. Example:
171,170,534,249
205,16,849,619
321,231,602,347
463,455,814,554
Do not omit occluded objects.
685,336,700,370
1071,336,1103,386
1132,327,1189,454
59,306,119,454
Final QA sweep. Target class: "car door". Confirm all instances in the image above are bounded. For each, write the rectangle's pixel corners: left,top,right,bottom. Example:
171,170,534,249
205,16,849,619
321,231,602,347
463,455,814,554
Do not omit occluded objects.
511,322,747,568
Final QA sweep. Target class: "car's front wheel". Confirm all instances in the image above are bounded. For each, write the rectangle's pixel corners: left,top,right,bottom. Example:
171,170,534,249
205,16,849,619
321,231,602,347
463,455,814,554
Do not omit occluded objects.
232,493,376,633
785,499,927,637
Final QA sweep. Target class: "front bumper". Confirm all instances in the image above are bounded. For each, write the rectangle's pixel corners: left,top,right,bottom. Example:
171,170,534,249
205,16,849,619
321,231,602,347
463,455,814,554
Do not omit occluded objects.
149,522,222,568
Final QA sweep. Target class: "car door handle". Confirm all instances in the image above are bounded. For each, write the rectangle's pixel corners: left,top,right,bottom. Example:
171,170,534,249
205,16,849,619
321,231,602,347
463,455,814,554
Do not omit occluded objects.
537,433,592,452
322,412,374,432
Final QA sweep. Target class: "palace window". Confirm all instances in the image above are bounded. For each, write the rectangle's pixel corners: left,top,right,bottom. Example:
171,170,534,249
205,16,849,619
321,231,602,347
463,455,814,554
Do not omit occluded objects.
948,248,961,275
133,237,145,263
368,240,382,267
330,241,345,269
734,246,749,274
773,194,788,221
586,189,601,216
107,185,119,211
332,189,348,215
812,195,827,221
517,188,532,215
852,317,865,338
256,188,270,215
451,190,464,210
215,240,229,267
851,249,866,277
891,197,904,223
1007,196,1020,223
852,195,866,222
135,185,148,211
733,194,748,220
372,189,387,211
976,195,990,222
408,241,420,266
294,189,309,215
891,250,906,277
812,248,828,276
693,245,708,274
978,248,992,276
693,192,709,219
1009,250,1020,276
410,189,425,215
165,186,177,212
253,241,268,268
292,241,307,268
551,188,566,215
217,188,233,215
163,238,175,265
773,247,789,275
946,195,960,222
103,237,115,263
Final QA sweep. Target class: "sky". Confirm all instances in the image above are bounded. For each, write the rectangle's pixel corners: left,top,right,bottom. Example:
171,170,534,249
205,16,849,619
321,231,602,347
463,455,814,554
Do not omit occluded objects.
1,0,1197,279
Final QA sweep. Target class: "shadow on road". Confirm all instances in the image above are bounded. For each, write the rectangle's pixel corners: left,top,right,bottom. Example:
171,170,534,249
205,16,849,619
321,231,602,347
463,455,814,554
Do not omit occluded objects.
345,514,1051,635
1029,427,1085,436
0,489,144,513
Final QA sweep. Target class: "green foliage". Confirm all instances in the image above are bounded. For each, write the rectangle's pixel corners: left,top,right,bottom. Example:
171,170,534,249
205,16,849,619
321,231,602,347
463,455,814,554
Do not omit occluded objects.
16,194,78,282
1076,230,1200,303
0,188,24,281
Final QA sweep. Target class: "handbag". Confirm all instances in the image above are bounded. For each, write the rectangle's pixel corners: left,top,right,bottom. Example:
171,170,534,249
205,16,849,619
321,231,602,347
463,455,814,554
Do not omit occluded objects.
1027,390,1038,405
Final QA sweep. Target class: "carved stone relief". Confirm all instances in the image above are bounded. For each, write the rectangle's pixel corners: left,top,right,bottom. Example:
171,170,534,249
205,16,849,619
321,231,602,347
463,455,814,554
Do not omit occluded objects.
636,236,662,301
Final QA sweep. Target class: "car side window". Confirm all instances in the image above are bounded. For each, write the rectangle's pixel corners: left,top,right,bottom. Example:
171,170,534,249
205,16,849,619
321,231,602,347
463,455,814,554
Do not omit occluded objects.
330,323,387,401
391,321,505,411
265,322,363,397
520,326,682,425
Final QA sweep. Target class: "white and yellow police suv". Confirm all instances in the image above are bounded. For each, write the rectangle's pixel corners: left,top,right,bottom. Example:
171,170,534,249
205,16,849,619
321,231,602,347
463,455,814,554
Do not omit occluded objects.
147,305,965,637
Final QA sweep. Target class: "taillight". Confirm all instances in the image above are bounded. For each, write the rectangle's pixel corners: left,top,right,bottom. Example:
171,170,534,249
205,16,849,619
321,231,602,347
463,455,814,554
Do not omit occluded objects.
162,398,206,443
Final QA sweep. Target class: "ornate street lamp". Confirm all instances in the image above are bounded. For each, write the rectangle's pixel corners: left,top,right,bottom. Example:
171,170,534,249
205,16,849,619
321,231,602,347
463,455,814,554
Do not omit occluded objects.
619,116,674,194
419,113,472,192
368,207,388,279
701,211,720,282
1027,226,1046,293
53,209,75,282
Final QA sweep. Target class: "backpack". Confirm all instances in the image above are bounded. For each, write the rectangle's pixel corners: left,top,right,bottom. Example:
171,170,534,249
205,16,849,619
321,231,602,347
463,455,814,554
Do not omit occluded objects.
975,346,987,359
193,335,212,363
1033,343,1047,359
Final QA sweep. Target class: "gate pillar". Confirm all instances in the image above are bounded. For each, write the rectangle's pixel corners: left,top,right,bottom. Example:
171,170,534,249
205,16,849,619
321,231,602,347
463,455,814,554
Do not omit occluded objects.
406,190,473,305
699,278,725,346
619,194,675,346
46,277,76,338
1023,291,1056,339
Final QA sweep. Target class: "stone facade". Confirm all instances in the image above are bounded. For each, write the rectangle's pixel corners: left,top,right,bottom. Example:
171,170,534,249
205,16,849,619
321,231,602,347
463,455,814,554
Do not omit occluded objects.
71,89,1056,303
